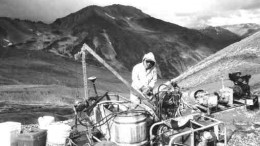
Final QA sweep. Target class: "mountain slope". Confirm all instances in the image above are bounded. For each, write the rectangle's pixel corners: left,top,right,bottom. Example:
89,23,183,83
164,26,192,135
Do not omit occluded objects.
221,23,260,38
51,4,235,78
0,4,241,78
174,31,260,92
196,26,241,47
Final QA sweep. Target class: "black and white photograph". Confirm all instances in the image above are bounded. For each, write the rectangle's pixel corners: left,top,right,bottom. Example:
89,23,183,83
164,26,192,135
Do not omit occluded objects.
0,0,260,146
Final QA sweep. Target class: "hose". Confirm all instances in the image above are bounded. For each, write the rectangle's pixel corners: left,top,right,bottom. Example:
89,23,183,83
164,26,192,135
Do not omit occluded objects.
76,105,151,128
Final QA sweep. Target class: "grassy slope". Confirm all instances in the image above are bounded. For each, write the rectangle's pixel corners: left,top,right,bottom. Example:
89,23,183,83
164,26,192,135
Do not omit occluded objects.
0,47,132,105
172,31,260,94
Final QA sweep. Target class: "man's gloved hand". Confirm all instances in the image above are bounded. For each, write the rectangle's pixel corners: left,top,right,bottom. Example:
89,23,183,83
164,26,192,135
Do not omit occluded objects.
141,86,153,96
141,86,153,95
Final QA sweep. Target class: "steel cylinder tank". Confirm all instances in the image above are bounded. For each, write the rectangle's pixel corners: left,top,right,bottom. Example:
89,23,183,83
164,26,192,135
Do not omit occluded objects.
111,112,147,146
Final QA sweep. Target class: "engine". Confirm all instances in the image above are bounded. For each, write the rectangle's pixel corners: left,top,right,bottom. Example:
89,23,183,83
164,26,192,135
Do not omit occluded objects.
155,82,183,120
194,90,218,108
229,72,251,99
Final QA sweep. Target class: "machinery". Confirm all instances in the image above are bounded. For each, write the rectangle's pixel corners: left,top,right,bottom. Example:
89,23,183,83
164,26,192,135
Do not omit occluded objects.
194,90,219,107
229,72,251,99
193,75,234,110
154,82,184,120
193,87,234,114
192,72,259,114
149,114,226,146
70,78,227,146
229,72,259,110
70,44,227,146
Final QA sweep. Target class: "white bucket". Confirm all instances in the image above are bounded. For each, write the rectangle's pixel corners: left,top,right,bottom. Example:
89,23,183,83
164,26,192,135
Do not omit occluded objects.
46,123,71,146
0,121,21,146
38,116,55,129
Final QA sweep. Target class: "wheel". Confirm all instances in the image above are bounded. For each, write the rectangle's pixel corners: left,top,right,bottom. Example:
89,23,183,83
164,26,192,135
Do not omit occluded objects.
156,125,171,145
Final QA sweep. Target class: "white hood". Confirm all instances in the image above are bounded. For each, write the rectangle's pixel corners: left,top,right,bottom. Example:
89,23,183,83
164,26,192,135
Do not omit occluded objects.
142,52,156,63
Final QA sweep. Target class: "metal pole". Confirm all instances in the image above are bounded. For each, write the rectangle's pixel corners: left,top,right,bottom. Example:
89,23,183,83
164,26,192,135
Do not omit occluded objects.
224,126,227,146
92,82,98,97
190,129,194,146
82,51,92,144
221,76,225,89
82,48,88,100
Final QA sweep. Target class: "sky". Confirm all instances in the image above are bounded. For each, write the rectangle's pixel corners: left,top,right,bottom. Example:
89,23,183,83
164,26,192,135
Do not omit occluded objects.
1,0,260,27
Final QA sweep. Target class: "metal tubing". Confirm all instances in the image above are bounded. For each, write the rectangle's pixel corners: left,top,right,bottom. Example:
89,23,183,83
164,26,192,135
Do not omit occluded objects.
190,120,204,127
149,121,165,145
224,126,227,146
82,49,88,100
168,121,224,146
149,113,201,145
201,114,223,123
93,135,101,142
97,100,130,105
92,82,98,97
190,128,194,146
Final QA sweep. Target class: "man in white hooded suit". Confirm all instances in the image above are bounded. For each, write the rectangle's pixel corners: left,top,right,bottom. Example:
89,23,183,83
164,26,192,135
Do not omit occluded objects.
130,52,157,104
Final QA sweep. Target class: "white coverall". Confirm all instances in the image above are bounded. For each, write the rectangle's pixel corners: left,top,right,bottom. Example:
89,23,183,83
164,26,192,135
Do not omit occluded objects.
130,52,157,104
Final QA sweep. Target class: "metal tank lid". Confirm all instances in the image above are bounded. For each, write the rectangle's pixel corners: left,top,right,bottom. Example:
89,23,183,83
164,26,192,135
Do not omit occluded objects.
113,112,147,124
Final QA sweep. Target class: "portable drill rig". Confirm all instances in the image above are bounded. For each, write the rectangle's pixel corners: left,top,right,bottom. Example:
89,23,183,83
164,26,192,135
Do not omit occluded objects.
69,44,227,146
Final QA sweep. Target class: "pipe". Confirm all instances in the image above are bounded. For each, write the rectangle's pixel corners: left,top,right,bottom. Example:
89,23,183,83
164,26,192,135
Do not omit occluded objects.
149,121,165,145
93,135,101,142
190,128,194,146
224,126,227,146
190,120,204,127
81,49,88,100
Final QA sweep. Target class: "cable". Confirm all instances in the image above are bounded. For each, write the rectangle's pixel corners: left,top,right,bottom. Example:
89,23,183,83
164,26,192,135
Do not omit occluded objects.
77,107,151,128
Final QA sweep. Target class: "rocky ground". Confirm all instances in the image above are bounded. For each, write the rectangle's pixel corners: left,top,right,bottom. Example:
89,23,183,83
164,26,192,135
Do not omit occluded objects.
213,106,260,146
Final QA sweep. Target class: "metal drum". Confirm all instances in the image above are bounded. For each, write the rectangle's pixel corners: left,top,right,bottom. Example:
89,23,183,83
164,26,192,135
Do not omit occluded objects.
111,112,147,146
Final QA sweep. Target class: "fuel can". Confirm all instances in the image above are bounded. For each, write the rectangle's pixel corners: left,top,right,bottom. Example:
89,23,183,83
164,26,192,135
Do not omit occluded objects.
17,129,47,146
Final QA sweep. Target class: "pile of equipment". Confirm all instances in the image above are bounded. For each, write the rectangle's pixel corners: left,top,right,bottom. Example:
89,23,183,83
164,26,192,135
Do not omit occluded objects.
229,72,259,110
70,77,227,146
193,72,259,114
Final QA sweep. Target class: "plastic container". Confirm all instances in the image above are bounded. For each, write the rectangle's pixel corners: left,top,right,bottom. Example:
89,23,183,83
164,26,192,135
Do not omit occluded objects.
219,87,233,105
206,94,218,107
111,112,147,146
245,95,259,110
38,116,55,130
46,123,71,146
17,129,47,146
0,121,21,146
